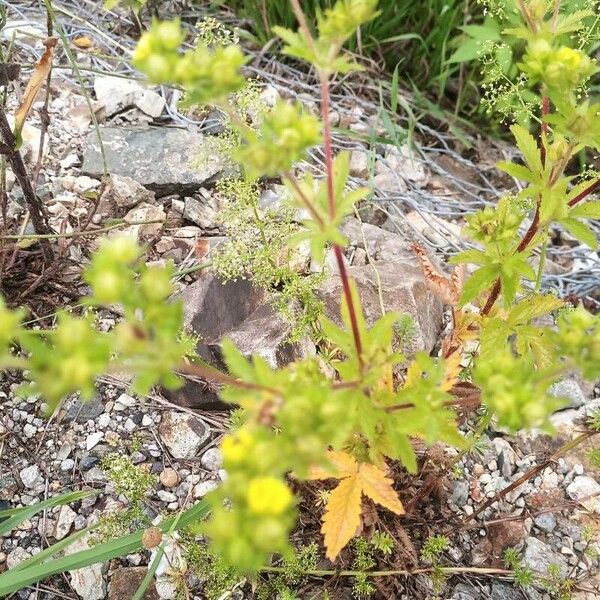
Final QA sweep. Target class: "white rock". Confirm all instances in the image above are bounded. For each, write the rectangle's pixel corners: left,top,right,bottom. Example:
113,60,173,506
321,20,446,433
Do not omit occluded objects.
19,464,43,489
124,418,137,433
157,490,177,503
116,393,136,408
72,176,102,195
193,480,219,498
54,505,77,540
349,149,369,178
200,448,223,471
155,575,177,599
120,203,165,241
141,415,153,427
158,412,210,460
86,432,104,450
6,547,31,569
101,176,155,211
94,75,145,117
66,535,106,599
60,459,75,472
135,89,166,118
566,476,600,513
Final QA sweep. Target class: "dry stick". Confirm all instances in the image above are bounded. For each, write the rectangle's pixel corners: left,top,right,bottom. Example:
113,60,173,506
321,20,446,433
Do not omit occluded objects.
32,10,55,188
0,106,52,245
446,430,597,535
261,565,513,579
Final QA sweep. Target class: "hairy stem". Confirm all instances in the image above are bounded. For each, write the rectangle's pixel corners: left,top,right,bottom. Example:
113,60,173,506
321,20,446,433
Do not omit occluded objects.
481,96,550,316
320,73,363,362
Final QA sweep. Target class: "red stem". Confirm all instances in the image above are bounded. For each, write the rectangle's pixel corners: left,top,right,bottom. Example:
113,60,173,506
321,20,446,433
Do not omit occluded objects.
568,178,600,207
481,97,549,316
320,74,363,361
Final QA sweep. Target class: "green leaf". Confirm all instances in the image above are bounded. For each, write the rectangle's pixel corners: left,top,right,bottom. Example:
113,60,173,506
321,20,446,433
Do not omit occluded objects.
0,491,91,537
447,39,487,64
460,22,501,42
570,201,600,220
561,218,598,249
497,161,537,183
0,500,209,597
508,294,564,326
460,266,498,306
510,124,543,176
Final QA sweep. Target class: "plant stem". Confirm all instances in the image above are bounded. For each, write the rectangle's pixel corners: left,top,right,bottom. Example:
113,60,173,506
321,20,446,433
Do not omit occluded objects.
568,178,600,207
261,565,513,578
0,219,164,241
319,73,363,362
481,95,550,316
0,106,51,243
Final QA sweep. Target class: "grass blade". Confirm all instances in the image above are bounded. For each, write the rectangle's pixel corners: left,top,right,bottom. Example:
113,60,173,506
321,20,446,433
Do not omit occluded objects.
0,491,91,537
0,500,209,597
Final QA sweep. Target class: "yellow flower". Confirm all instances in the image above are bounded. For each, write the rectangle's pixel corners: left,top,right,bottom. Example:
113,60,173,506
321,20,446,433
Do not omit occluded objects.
221,430,254,464
246,477,292,515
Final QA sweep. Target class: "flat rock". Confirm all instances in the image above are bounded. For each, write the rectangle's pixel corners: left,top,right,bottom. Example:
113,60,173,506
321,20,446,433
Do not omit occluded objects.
165,273,314,410
523,536,568,577
317,263,443,356
66,535,107,599
158,412,210,460
98,174,155,213
109,567,159,600
82,127,227,195
566,475,600,513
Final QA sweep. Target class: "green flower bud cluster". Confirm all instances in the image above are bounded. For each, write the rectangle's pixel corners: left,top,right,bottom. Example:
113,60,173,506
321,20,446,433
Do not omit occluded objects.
133,19,247,104
22,314,113,406
0,298,25,361
474,349,565,432
464,197,525,245
201,342,361,572
236,100,321,178
520,40,597,98
553,308,600,380
204,427,297,573
317,0,381,44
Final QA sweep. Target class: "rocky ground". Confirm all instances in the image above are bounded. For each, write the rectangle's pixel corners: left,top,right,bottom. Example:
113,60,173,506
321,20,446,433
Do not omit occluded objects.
1,3,600,600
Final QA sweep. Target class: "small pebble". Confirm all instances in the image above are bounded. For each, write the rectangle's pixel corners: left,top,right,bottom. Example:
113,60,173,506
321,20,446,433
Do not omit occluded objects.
159,468,180,488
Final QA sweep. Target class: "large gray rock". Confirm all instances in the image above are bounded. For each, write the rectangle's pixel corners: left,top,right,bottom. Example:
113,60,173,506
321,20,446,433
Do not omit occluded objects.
165,273,314,410
317,263,443,356
523,536,568,577
328,219,444,355
82,127,227,195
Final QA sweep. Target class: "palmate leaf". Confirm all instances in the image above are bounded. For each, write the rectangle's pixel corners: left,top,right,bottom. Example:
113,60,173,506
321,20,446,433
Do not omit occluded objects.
308,451,404,560
561,218,598,249
508,293,565,325
510,124,543,176
569,200,600,219
460,265,498,306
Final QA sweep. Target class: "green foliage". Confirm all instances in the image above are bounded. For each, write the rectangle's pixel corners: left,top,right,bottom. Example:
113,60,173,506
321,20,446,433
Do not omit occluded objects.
104,0,146,13
101,453,157,503
184,540,240,600
369,530,395,556
257,543,320,599
4,0,600,593
212,178,325,341
420,535,449,564
504,547,535,588
352,538,376,597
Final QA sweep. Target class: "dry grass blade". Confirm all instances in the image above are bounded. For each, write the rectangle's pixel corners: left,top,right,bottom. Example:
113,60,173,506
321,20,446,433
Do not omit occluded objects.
14,37,58,138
